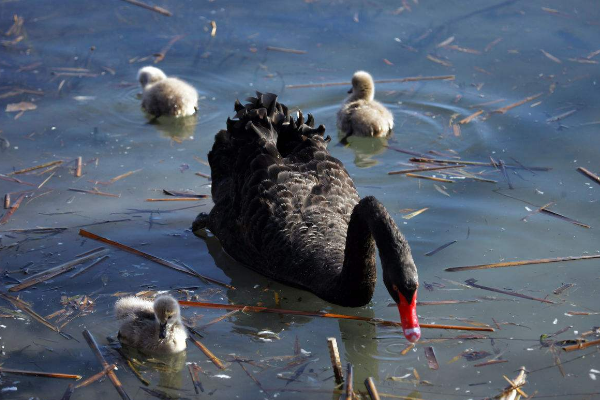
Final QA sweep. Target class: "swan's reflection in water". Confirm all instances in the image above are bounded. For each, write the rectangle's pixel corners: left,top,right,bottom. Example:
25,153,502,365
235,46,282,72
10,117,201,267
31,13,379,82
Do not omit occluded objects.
197,233,382,388
338,133,389,168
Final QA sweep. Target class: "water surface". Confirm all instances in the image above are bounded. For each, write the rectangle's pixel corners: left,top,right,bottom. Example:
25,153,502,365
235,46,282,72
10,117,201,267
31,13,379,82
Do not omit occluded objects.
1,0,599,399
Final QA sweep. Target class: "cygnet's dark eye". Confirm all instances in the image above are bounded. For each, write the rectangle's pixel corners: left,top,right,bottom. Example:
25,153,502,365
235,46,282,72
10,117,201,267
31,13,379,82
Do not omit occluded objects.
167,315,172,320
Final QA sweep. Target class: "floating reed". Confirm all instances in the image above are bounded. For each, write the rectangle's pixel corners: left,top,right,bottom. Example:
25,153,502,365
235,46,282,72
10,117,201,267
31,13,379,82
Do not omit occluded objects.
0,293,59,332
327,338,344,385
446,254,600,272
9,248,108,291
492,93,543,114
578,167,600,185
146,197,206,202
121,0,171,16
388,165,464,175
79,229,233,289
82,330,131,400
365,377,381,400
75,364,117,388
75,157,82,177
410,157,551,171
345,363,354,400
0,193,26,225
562,338,600,352
405,173,454,183
187,335,226,370
178,301,494,332
0,367,81,380
8,160,63,175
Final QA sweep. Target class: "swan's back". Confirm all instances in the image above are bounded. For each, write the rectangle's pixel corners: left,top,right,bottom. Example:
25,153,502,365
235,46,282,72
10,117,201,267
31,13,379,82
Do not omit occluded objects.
205,94,360,289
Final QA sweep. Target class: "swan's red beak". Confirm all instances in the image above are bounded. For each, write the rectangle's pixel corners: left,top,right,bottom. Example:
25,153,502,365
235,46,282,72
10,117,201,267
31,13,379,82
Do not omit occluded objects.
397,289,420,342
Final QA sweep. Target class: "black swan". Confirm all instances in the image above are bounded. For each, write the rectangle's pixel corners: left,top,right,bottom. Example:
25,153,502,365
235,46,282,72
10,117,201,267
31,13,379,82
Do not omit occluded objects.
193,93,420,342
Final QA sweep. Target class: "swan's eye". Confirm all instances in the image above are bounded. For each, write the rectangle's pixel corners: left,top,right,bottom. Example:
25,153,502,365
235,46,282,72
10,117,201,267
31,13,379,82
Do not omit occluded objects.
392,284,398,292
167,315,172,320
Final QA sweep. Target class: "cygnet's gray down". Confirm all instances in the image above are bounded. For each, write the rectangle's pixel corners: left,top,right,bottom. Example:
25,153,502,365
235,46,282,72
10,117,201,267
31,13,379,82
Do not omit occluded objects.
138,66,198,118
337,71,394,138
115,295,187,354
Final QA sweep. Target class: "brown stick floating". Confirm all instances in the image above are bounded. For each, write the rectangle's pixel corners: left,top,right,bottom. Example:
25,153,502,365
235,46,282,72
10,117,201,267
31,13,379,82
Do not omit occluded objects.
146,197,206,202
79,229,234,289
0,193,25,225
179,301,494,332
405,173,454,183
74,364,117,388
0,367,81,380
195,172,211,179
388,165,464,175
365,377,381,400
75,156,82,177
492,93,543,114
465,279,555,304
121,0,171,16
154,35,185,63
237,361,267,393
266,46,307,54
0,293,60,332
188,334,226,370
8,160,63,175
446,254,600,272
69,188,120,198
562,338,600,352
9,248,108,291
344,363,354,400
327,337,344,385
287,75,455,89
0,174,36,186
187,363,204,394
578,167,600,186
410,157,550,171
199,310,239,330
82,330,131,400
459,110,484,124
3,193,10,209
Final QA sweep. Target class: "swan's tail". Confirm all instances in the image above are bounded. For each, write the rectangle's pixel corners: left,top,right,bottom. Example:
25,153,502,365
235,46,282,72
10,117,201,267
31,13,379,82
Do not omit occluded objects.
218,92,328,156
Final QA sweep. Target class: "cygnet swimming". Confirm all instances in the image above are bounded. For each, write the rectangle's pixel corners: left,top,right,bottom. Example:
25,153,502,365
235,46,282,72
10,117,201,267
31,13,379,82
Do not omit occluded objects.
337,70,394,138
137,66,198,118
115,295,187,354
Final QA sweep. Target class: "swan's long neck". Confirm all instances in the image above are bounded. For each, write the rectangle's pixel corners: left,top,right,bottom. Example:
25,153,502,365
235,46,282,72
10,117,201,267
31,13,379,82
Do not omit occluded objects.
335,196,416,306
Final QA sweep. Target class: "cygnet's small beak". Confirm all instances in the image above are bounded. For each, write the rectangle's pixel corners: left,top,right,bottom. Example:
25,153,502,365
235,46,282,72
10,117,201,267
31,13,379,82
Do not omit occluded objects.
347,88,353,94
159,323,167,339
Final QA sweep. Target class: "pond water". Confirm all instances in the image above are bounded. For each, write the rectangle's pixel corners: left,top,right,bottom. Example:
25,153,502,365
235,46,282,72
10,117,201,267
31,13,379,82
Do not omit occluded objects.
1,0,599,399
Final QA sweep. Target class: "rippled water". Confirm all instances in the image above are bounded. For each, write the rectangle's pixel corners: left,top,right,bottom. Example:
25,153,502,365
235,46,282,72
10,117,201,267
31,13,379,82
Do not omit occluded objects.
1,1,599,399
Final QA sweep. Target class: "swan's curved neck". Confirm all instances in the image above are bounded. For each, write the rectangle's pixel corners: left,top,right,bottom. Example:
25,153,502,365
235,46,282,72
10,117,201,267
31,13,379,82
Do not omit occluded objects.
336,196,416,306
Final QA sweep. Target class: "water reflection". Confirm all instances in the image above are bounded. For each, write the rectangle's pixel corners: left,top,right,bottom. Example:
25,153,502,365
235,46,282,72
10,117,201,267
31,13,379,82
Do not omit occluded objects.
148,115,199,141
196,231,382,386
338,134,388,168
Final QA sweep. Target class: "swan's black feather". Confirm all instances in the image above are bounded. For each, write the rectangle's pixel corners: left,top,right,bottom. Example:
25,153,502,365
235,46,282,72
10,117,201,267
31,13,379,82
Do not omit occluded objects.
205,94,359,300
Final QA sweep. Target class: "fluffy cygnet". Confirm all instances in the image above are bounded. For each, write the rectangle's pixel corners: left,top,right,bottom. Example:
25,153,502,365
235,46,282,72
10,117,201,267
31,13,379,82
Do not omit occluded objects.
337,71,394,138
138,66,198,117
115,295,187,354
